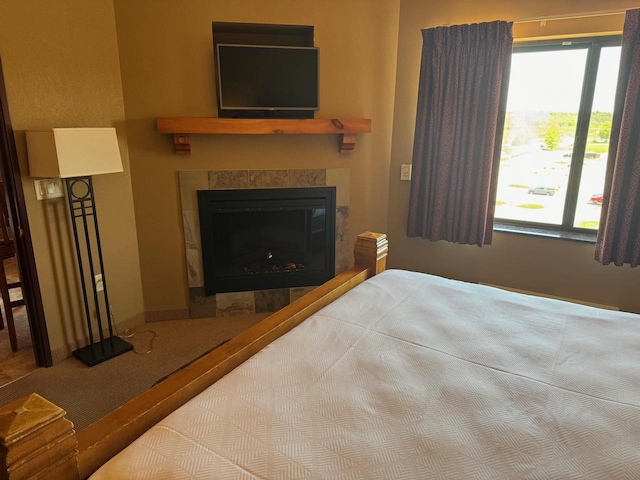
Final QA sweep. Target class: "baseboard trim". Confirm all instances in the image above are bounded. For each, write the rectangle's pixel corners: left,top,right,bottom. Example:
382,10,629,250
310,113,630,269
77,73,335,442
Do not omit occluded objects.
50,313,146,364
49,309,201,363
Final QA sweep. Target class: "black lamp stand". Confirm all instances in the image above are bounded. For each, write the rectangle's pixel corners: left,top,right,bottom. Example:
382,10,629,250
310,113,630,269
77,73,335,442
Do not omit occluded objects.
65,176,132,366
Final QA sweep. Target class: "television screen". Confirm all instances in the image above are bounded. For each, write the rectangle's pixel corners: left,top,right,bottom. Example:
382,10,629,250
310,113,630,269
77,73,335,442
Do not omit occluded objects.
216,44,319,112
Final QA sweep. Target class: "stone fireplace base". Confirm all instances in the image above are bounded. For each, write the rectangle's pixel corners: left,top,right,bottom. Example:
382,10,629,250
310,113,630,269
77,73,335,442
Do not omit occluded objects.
179,168,350,318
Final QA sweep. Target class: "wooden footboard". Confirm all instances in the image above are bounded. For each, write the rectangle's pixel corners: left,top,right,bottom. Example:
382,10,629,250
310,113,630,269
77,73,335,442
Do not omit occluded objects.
0,232,387,480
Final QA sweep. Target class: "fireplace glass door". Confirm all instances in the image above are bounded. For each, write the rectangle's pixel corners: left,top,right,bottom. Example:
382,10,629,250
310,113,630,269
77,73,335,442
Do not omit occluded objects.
198,187,336,295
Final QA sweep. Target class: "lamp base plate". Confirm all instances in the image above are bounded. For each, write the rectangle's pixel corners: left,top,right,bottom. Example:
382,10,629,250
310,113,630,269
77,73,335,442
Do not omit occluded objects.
73,336,133,367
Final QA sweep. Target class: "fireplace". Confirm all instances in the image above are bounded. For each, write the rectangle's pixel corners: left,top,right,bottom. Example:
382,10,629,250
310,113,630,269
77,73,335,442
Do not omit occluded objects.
198,187,336,295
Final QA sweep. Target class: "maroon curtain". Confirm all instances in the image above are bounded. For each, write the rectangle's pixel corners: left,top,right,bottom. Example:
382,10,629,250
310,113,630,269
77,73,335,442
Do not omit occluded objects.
407,21,512,246
595,9,640,267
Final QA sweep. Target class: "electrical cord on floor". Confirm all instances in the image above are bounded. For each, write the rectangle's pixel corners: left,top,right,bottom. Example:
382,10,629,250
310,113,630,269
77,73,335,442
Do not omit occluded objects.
110,306,157,355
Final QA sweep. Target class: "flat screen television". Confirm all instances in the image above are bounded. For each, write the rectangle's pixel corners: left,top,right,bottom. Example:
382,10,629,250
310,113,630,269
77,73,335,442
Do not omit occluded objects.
215,44,319,118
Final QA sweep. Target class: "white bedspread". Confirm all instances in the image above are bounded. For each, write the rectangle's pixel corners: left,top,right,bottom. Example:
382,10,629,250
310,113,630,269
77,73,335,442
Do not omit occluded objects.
92,270,640,479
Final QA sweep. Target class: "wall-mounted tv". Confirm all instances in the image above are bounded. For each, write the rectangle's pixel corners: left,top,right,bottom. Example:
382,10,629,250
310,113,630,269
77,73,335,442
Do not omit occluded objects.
215,44,319,118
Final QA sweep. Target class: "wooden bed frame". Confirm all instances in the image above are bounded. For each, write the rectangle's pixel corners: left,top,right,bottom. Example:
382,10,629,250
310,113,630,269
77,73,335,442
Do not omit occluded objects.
0,232,388,480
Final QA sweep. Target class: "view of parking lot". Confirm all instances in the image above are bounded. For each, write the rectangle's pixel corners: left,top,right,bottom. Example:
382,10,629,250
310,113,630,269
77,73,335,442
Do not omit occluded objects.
495,149,607,226
495,44,621,230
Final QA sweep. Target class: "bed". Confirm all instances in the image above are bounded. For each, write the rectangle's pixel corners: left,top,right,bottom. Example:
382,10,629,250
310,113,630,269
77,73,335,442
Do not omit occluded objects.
2,232,640,479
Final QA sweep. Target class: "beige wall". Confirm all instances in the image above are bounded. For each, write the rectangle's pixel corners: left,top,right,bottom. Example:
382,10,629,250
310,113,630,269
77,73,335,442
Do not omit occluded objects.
112,0,400,312
0,1,144,355
389,0,640,312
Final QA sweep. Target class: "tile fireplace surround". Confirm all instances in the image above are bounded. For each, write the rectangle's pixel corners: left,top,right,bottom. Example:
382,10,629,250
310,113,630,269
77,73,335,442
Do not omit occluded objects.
179,168,350,318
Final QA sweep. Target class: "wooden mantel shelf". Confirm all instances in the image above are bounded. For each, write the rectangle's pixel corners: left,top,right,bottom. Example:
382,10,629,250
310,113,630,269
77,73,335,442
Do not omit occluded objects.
156,117,371,154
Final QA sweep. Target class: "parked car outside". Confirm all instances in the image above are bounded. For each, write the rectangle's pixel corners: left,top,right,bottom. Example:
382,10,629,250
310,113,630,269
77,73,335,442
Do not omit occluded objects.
588,193,604,205
528,186,556,196
562,152,601,159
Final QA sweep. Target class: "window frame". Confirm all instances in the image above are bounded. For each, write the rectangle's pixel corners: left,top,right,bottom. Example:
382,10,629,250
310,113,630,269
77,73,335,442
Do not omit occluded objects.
494,35,622,236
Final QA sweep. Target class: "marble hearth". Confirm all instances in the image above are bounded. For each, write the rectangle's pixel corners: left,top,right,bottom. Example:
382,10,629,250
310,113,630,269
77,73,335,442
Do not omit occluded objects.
179,168,350,318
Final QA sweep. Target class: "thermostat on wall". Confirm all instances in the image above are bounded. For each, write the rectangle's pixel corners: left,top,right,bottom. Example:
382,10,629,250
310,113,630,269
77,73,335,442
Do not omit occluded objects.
400,164,412,181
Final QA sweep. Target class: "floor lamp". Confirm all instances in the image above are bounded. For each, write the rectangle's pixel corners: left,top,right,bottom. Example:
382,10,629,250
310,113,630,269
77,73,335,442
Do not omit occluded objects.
26,128,132,366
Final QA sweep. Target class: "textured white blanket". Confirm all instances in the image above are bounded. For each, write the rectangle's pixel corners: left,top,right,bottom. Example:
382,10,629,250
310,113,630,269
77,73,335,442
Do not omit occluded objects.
92,270,640,479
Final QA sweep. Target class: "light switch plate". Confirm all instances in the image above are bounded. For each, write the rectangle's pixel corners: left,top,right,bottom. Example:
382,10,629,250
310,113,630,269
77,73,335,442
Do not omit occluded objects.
400,164,412,181
34,178,64,200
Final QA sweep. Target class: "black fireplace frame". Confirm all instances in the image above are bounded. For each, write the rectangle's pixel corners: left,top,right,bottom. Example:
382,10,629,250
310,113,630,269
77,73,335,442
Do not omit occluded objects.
198,187,336,295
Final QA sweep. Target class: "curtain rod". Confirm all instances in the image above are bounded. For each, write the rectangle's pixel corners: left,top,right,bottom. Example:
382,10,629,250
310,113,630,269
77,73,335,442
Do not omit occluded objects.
513,9,627,25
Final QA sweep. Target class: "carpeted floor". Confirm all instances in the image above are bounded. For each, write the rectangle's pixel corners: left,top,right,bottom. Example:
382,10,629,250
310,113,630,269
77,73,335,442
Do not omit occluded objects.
0,313,267,431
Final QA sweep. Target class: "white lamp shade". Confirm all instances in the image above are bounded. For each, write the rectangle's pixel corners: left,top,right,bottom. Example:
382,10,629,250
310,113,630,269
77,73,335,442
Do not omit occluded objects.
26,128,123,178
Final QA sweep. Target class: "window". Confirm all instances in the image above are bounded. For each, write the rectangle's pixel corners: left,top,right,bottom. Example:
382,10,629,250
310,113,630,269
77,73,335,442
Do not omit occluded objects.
495,36,622,233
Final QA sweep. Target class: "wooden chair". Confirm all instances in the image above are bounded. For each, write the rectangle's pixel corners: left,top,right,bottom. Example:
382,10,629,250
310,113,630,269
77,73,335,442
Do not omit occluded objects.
0,181,23,352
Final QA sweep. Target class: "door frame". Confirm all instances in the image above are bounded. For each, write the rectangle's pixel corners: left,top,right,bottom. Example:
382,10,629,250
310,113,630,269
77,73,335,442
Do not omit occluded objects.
0,56,52,367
